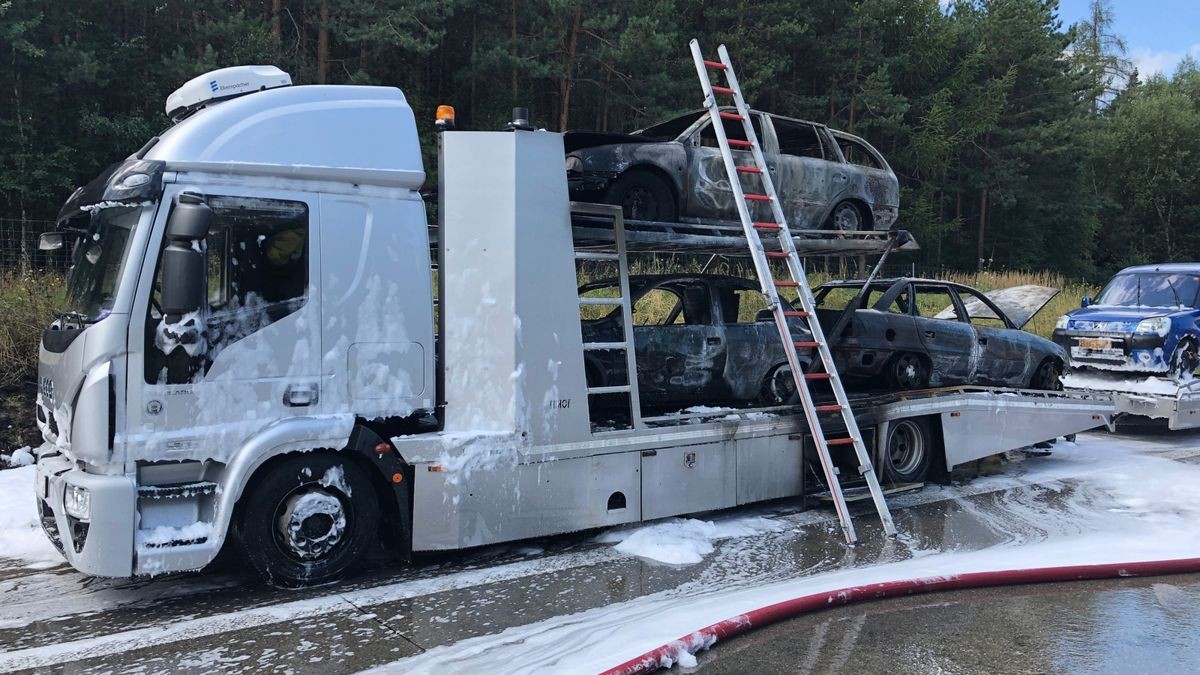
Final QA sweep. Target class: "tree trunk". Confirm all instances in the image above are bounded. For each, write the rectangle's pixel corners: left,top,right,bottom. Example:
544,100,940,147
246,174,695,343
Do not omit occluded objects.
271,0,282,47
977,187,989,269
558,5,582,131
317,2,330,84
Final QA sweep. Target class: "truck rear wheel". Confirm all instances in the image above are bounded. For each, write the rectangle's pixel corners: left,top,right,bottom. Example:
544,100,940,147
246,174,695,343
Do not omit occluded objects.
879,418,931,484
236,454,379,587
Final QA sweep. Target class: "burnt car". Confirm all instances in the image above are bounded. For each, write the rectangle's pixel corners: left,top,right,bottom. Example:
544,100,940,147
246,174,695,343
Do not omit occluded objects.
580,274,811,411
564,109,899,231
812,278,1064,390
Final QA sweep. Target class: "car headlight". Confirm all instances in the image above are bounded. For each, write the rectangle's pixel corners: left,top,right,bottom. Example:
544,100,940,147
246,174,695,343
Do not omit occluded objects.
565,155,583,172
1134,317,1171,337
1055,315,1070,330
64,484,91,521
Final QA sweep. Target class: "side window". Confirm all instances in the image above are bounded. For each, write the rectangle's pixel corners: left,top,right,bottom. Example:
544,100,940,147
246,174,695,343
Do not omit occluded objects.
868,288,912,314
146,196,310,384
837,136,884,169
722,287,770,323
917,285,963,321
817,287,866,311
633,288,685,326
956,290,1008,329
699,114,764,148
773,119,824,159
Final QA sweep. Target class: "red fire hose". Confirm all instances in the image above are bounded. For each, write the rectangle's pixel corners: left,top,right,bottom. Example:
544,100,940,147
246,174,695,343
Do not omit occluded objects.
601,557,1200,675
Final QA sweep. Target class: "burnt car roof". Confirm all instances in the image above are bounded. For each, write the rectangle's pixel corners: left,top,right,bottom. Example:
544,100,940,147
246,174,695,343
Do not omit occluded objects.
815,277,1059,329
579,273,759,292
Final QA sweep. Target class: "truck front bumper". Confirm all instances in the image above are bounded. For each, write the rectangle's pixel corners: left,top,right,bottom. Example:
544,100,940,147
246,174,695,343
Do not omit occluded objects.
36,451,136,577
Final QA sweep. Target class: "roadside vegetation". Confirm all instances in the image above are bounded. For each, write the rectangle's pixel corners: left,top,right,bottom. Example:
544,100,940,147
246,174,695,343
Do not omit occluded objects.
0,273,65,451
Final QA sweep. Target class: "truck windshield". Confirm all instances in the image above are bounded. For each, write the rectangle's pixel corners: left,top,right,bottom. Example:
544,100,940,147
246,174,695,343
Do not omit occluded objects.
1095,273,1200,308
64,204,146,322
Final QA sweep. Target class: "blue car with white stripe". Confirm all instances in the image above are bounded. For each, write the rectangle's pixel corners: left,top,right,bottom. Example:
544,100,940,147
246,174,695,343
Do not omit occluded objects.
1052,264,1200,377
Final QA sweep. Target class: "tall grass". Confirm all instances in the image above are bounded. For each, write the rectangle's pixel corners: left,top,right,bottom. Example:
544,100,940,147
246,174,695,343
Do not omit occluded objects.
0,273,66,390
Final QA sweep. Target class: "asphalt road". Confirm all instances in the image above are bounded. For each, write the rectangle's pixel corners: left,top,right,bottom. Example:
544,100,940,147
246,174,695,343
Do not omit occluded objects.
0,429,1197,673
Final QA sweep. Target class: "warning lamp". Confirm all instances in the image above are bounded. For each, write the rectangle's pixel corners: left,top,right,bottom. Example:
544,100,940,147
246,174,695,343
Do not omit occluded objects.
435,105,456,131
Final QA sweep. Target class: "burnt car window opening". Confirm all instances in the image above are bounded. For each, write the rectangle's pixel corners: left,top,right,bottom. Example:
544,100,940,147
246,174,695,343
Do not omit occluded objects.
1095,273,1200,308
634,111,705,140
633,288,685,325
721,287,771,323
699,115,763,148
774,118,825,159
868,288,911,314
956,290,1008,329
838,137,884,169
914,285,962,320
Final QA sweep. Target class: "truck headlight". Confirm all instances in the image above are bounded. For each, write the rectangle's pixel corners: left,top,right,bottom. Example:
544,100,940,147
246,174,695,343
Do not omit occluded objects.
1134,317,1170,337
1055,315,1070,330
64,485,91,521
565,155,583,172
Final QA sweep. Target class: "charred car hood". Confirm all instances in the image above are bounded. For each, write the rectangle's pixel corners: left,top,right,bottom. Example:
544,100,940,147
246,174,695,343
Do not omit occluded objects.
563,130,660,153
935,285,1059,329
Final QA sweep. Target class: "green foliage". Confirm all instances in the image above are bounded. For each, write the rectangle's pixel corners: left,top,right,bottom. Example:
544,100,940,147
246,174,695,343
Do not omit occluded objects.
0,0,1195,281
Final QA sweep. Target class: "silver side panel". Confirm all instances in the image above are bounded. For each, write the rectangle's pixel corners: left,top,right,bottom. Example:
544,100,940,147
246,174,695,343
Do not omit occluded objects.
1112,384,1200,430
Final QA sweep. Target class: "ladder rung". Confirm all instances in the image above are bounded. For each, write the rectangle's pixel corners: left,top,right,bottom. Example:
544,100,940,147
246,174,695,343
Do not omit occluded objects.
774,280,799,288
793,341,820,348
588,385,631,395
764,251,790,259
736,166,763,174
826,437,855,446
703,59,727,70
815,404,842,413
744,193,771,202
805,372,831,380
575,251,620,261
711,85,735,95
719,111,744,121
783,311,809,318
727,139,753,149
580,297,623,306
583,342,628,351
753,222,782,231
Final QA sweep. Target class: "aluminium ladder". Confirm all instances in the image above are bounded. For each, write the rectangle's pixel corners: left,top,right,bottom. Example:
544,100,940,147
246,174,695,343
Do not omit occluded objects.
688,40,896,544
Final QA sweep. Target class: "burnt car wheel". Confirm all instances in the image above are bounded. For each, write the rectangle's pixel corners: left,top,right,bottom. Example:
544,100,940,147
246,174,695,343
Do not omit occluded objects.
606,170,677,222
1171,340,1200,378
888,353,929,390
762,363,800,405
1029,358,1063,390
236,454,380,588
880,418,931,484
827,201,863,231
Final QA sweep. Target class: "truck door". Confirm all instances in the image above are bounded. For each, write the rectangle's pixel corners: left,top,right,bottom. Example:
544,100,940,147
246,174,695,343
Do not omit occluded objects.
912,283,976,385
632,280,724,409
126,186,321,461
768,117,833,229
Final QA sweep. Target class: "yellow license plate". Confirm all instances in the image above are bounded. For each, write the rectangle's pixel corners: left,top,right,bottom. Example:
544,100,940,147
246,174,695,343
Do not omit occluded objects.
1078,337,1112,350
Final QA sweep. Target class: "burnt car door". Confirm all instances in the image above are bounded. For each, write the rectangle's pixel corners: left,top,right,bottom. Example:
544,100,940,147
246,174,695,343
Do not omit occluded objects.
684,112,769,222
950,287,1028,386
715,281,809,403
911,283,977,385
630,279,726,408
767,116,834,229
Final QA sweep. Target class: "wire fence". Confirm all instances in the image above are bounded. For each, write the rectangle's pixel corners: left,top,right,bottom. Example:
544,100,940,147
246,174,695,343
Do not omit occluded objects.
0,219,69,275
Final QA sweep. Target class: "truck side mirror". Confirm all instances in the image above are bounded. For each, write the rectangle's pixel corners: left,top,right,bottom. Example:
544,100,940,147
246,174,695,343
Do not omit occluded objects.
1081,296,1091,308
160,194,211,316
38,232,64,251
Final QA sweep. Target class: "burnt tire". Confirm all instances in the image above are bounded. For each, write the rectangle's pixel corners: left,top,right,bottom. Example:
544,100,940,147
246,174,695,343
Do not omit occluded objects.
826,201,864,232
888,353,929,391
235,454,379,588
606,170,677,222
1171,340,1199,379
1029,358,1063,390
880,417,931,484
762,362,801,405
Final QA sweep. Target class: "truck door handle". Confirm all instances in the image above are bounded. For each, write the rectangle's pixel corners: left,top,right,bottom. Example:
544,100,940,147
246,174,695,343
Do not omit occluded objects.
284,384,319,407
707,337,722,345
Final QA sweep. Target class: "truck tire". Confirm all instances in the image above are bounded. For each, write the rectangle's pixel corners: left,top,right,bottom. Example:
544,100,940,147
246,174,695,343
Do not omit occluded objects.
888,353,929,390
880,418,931,484
606,170,677,222
236,454,380,587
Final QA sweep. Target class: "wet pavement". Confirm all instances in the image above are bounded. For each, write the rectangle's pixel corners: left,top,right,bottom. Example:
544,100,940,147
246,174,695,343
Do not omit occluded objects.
697,573,1200,674
0,430,1198,672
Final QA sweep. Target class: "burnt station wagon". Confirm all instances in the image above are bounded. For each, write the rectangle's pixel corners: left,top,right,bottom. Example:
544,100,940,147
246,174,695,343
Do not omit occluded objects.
813,278,1065,391
564,109,899,231
580,274,811,412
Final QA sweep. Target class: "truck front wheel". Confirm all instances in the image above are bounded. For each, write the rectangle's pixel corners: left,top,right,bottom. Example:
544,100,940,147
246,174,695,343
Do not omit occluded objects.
236,454,380,587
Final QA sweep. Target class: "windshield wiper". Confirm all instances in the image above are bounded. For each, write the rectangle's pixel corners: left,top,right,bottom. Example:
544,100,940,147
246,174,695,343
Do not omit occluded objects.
1165,277,1184,308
